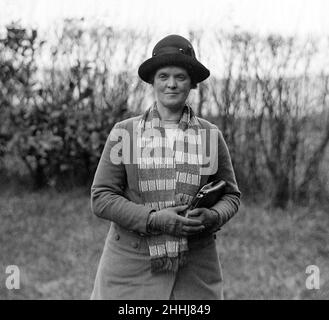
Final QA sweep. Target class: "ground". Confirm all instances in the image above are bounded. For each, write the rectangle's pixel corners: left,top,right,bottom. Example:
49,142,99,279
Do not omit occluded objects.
0,188,328,299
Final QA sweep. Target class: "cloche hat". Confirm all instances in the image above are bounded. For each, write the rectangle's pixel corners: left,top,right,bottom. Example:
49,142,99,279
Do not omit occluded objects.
138,34,210,84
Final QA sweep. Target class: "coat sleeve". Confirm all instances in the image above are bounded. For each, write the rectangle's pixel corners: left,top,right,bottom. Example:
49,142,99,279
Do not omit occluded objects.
90,122,153,234
208,128,241,231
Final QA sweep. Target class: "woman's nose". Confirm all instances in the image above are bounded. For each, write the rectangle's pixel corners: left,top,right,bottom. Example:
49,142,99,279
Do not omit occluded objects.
167,76,177,88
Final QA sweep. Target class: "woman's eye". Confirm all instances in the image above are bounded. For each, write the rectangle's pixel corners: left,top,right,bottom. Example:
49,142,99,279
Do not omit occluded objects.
177,75,186,81
159,74,167,79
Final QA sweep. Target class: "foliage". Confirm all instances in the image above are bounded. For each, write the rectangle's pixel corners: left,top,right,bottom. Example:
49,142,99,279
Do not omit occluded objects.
202,31,329,207
0,21,329,207
0,21,147,188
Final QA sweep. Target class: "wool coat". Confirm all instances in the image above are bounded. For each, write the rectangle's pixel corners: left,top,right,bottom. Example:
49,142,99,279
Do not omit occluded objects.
90,115,241,300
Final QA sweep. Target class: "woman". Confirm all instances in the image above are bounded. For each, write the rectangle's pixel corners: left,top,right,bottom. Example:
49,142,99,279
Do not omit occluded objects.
90,34,241,300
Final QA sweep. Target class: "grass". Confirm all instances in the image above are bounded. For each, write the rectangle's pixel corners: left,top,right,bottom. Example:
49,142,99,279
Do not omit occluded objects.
218,201,329,299
0,188,328,300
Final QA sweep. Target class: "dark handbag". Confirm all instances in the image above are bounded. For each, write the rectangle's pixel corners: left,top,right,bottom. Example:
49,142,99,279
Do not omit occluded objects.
188,179,226,211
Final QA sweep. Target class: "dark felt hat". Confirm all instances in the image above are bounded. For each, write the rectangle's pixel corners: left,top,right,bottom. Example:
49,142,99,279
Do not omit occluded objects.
138,34,210,84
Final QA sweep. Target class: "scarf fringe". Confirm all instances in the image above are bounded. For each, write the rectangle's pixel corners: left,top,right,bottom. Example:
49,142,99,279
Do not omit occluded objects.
151,251,188,273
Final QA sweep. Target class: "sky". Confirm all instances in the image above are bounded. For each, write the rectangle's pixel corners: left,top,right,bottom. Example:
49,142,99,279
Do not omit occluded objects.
1,0,329,37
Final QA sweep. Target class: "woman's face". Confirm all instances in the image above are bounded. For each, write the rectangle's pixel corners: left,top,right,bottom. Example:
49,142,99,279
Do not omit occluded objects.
153,66,192,112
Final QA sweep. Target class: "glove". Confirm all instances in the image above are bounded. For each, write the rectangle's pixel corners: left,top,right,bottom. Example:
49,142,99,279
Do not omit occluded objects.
186,207,221,233
147,205,205,237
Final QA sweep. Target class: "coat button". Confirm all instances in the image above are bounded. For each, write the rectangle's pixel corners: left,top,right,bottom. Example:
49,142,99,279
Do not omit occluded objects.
131,242,138,249
115,234,120,241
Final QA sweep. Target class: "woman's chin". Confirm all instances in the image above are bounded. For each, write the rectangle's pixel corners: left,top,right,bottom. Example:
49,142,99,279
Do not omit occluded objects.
161,100,186,110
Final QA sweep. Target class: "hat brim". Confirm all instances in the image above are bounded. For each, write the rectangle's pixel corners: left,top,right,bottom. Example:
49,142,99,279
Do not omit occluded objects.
138,53,210,84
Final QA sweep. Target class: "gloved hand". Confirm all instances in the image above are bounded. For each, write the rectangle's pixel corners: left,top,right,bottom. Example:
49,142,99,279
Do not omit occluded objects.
147,205,205,237
186,207,220,232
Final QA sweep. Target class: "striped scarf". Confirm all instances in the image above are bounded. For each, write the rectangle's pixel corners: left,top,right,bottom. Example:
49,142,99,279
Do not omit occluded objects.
136,103,203,273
